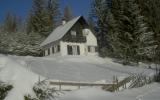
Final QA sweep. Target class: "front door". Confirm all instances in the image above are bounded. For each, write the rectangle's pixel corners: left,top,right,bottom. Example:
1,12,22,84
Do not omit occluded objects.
67,45,80,55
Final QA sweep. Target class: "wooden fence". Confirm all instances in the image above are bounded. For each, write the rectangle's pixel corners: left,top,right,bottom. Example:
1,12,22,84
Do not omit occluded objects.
49,80,114,91
48,75,134,91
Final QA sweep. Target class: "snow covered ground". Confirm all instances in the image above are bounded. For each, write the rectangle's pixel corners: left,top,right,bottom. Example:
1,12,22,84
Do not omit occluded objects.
0,55,43,100
0,54,157,100
15,55,155,83
58,83,160,100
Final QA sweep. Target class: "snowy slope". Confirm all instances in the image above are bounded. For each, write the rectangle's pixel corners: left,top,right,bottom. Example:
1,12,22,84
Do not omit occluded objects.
0,54,157,100
0,55,42,100
58,83,160,100
16,55,155,83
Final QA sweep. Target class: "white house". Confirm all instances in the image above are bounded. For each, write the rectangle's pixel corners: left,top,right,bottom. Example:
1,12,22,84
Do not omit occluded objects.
40,16,98,56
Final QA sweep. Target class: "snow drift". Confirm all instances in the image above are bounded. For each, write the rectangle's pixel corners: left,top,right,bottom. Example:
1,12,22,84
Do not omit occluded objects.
0,55,41,100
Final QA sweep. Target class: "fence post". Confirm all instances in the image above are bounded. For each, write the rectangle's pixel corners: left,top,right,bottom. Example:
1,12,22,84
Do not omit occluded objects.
78,81,80,89
59,80,61,91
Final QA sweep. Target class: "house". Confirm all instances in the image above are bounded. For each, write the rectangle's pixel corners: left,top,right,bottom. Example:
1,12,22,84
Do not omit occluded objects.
40,16,98,56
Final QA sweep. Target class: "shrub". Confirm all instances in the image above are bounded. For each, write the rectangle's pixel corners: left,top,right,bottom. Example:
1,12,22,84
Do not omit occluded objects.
0,81,13,100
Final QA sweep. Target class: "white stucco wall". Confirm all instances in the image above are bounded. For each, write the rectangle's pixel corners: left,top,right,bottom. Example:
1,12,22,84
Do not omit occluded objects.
83,29,97,46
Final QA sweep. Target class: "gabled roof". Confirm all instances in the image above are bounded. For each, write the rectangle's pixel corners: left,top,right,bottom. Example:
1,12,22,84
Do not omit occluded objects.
40,16,82,47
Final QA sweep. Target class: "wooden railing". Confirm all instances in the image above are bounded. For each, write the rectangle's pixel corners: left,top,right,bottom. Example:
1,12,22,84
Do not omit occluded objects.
49,80,114,91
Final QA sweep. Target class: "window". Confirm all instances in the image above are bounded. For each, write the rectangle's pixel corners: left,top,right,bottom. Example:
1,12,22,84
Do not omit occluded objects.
67,45,72,55
52,47,54,54
71,31,76,36
88,46,91,52
88,46,97,53
58,45,60,52
67,45,80,55
48,49,50,55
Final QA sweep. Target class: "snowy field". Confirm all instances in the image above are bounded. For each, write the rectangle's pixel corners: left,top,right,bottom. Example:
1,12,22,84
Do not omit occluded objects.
16,55,155,83
0,54,157,100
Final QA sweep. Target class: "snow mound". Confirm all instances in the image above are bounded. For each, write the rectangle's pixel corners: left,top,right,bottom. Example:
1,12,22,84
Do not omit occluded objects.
0,56,42,100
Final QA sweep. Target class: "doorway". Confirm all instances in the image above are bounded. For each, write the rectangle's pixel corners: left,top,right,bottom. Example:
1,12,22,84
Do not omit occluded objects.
67,45,80,55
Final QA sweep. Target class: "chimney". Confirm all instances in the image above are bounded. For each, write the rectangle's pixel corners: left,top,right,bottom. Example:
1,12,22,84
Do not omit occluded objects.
62,18,66,25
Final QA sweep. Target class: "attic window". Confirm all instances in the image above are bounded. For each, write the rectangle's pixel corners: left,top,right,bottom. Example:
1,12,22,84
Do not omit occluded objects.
71,31,76,36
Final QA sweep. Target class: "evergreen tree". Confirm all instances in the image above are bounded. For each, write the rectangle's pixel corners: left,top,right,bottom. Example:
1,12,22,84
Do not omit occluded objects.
90,0,114,57
31,0,47,36
136,0,160,63
2,12,18,33
112,0,155,63
90,0,155,63
63,5,73,21
26,11,34,34
46,0,60,33
27,0,60,37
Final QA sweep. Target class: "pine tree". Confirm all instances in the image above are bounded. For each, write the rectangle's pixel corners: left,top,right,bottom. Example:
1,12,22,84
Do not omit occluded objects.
90,0,156,63
2,12,18,33
26,11,34,34
27,0,60,37
136,0,160,63
31,0,47,36
45,0,60,34
63,5,73,21
90,0,114,57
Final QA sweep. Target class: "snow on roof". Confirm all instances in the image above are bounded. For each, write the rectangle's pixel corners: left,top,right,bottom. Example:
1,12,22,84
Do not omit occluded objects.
40,16,81,47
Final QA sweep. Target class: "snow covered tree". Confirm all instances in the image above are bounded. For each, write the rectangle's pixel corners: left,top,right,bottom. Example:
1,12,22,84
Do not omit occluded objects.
112,0,155,63
136,0,160,63
90,0,113,57
90,0,156,63
33,80,58,100
0,81,13,100
27,0,60,37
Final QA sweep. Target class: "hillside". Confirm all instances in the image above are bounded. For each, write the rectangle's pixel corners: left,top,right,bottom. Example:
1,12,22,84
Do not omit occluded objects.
12,55,155,83
0,54,157,100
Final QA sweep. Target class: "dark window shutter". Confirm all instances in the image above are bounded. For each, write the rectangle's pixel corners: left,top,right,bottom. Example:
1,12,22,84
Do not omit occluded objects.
77,46,80,55
88,46,91,52
52,47,54,54
95,46,98,52
58,45,60,52
48,49,50,55
67,45,72,55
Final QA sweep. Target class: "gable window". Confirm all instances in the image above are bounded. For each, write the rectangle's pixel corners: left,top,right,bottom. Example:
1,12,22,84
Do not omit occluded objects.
71,31,76,36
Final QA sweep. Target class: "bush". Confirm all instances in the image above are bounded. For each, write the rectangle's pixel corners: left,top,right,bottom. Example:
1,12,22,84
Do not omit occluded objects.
33,80,58,100
0,81,13,100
